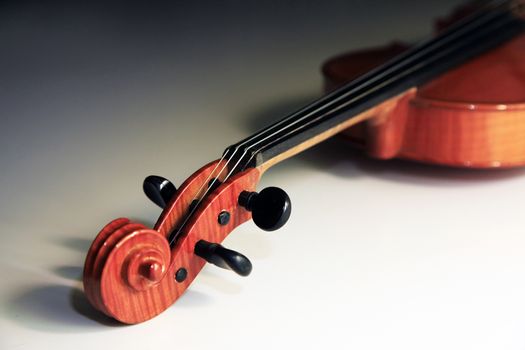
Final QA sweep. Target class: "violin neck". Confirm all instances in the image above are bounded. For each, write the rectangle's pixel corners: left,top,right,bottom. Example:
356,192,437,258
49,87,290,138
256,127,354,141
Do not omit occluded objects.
224,0,525,174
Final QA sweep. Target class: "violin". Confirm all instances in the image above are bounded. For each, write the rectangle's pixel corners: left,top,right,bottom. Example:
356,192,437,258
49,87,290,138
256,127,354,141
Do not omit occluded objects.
83,0,525,324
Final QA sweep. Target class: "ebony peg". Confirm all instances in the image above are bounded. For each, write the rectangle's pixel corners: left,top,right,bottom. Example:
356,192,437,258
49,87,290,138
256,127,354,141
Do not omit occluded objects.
194,240,252,276
238,186,291,231
143,175,177,209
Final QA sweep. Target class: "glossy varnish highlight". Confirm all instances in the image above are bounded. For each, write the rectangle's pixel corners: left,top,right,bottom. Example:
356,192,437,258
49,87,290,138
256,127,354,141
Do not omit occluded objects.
323,34,525,168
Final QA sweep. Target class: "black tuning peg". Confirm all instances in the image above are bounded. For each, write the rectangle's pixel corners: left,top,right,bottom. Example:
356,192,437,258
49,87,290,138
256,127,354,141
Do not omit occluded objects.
143,175,177,209
238,187,291,231
194,240,252,276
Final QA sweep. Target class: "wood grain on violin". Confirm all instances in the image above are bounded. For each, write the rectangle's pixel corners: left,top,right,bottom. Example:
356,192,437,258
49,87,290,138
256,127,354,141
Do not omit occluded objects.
84,161,261,323
324,34,525,167
83,0,525,324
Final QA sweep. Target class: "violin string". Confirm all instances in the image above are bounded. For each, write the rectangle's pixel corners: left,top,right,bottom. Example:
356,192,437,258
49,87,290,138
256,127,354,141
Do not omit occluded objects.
227,0,510,155
168,0,514,245
245,12,519,165
235,0,512,157
168,0,510,245
248,11,520,163
167,148,242,245
242,1,518,162
245,3,521,158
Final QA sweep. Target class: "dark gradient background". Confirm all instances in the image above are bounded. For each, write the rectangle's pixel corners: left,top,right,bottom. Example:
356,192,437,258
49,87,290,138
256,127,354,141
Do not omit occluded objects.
3,1,525,349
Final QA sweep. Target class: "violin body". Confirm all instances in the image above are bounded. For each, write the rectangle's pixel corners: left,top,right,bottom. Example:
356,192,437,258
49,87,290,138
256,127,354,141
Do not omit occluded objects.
323,34,525,168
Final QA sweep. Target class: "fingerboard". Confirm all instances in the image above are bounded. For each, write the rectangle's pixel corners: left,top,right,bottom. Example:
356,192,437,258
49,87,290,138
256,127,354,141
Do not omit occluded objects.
224,0,525,173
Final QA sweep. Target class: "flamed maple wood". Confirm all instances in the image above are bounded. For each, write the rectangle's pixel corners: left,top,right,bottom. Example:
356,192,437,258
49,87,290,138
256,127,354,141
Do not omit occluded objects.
323,34,525,168
84,161,261,323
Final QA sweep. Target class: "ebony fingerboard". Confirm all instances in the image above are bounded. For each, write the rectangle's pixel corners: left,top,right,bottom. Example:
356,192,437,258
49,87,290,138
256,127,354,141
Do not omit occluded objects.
223,0,525,172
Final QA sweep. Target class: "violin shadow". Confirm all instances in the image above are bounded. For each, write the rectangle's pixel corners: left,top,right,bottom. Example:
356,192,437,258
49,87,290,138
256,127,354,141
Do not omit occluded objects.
173,289,214,308
224,225,273,260
56,236,92,253
301,138,525,186
6,276,215,332
196,268,244,295
53,265,83,281
52,235,89,282
245,96,525,186
5,284,121,333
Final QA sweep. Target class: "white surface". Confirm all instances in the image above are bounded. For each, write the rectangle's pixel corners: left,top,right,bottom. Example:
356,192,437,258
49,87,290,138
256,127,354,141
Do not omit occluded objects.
2,1,525,349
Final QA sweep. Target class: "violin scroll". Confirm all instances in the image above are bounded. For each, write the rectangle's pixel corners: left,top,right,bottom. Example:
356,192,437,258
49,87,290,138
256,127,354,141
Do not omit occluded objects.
83,218,172,322
83,159,293,323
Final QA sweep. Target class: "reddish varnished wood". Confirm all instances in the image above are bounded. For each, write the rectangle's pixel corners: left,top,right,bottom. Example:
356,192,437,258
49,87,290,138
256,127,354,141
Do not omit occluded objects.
83,162,261,323
84,6,525,325
323,34,525,168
